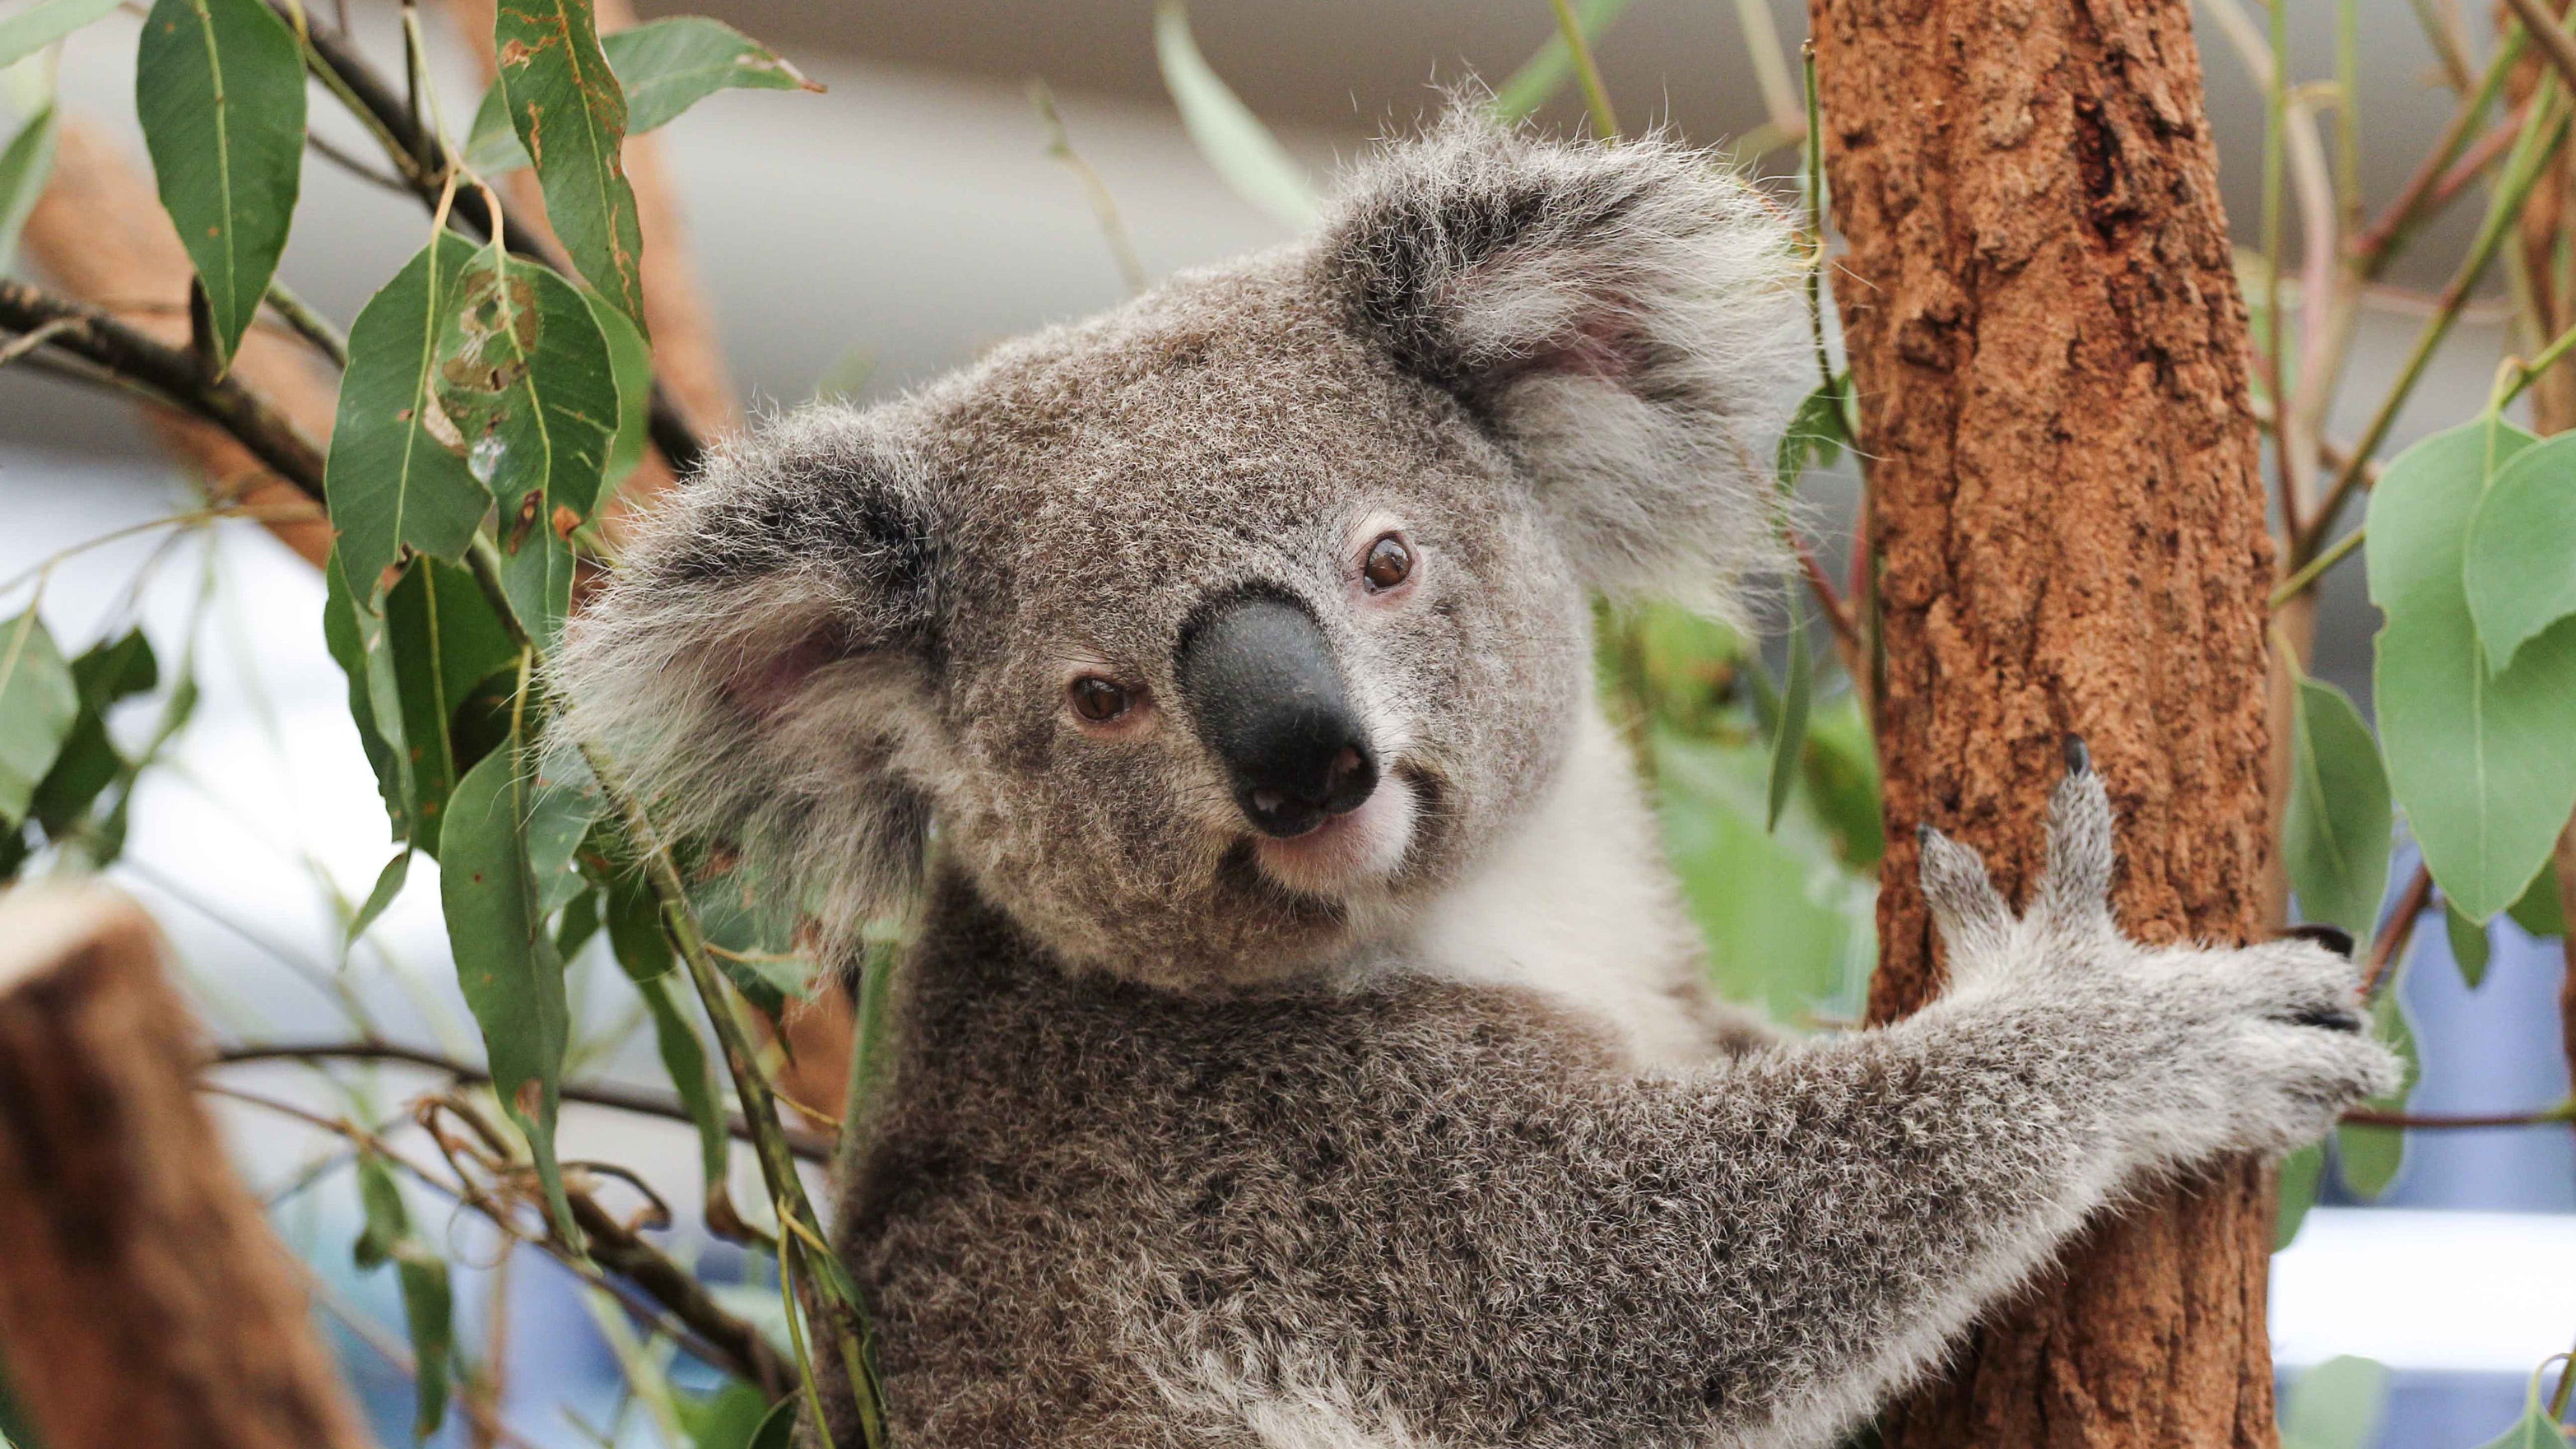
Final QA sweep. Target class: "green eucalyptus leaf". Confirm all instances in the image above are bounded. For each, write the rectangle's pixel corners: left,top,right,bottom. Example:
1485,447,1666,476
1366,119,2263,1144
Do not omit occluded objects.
433,245,618,652
2509,866,2565,939
442,735,580,1249
28,629,156,838
0,103,58,276
0,607,78,827
0,0,119,69
2279,1354,2391,1449
380,559,517,852
1775,373,1850,487
1153,0,1315,230
327,235,491,606
2447,902,2492,988
2283,676,2394,944
1490,0,1635,122
607,871,731,1207
346,850,411,947
352,1148,453,1442
2275,1141,2324,1251
2474,1408,2571,1449
2466,433,2576,672
588,289,651,506
527,747,599,917
494,0,648,329
1765,613,1811,832
2332,984,2416,1200
134,0,303,370
465,16,816,174
2369,416,2576,921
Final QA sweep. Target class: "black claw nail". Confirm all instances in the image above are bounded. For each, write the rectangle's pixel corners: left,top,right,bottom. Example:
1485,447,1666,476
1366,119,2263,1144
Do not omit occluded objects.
2062,734,2091,778
1916,821,1936,846
2285,923,2358,959
2287,1004,2365,1033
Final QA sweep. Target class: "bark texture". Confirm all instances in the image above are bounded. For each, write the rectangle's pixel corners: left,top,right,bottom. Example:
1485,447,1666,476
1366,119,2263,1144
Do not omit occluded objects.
1811,0,2280,1444
0,886,371,1449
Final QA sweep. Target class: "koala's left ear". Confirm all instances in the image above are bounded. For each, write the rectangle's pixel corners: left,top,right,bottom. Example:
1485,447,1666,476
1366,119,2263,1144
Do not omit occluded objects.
549,409,947,950
1314,114,1806,615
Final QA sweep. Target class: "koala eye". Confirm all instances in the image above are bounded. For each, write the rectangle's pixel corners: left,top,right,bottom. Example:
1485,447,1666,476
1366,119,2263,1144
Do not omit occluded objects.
1068,675,1133,723
1361,533,1414,592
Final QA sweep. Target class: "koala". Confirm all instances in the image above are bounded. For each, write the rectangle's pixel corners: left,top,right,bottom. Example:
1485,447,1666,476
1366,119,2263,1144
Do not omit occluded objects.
553,114,2397,1449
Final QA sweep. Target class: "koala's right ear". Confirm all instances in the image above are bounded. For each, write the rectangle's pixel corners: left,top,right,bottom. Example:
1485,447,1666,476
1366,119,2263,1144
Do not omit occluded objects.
1314,112,1807,619
550,409,946,943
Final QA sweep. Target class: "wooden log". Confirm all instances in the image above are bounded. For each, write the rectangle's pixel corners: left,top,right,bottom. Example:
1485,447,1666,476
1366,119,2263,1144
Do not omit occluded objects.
0,886,373,1449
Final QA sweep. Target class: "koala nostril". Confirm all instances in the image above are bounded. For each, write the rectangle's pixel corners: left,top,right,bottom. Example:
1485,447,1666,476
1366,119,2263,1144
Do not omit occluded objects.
1251,786,1286,815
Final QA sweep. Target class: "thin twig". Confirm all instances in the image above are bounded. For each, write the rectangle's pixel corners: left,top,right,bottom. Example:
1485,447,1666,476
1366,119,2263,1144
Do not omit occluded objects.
262,279,349,369
2342,1103,2576,1129
2362,863,2435,999
1548,0,1619,141
1029,80,1148,296
305,128,415,196
2504,0,2576,102
208,1040,835,1161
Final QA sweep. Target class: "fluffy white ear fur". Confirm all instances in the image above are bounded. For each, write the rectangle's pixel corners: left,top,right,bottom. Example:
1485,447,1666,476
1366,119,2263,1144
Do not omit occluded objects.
546,408,946,950
1315,113,1810,620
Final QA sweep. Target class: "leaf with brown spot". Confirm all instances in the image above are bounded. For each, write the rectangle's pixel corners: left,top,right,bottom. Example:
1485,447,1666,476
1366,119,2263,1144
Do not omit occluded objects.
493,0,647,330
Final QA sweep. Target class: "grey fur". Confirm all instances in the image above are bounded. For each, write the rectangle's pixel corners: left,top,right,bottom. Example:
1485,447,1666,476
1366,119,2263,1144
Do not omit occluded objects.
551,114,2392,1448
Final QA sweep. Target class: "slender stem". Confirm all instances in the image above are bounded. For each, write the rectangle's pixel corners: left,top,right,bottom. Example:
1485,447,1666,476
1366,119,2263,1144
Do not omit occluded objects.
2408,0,2481,92
1730,0,1802,137
2362,863,2435,1000
2296,86,2574,563
2341,1102,2576,1129
262,278,348,369
2351,33,2523,274
1548,0,1619,141
208,1040,834,1160
1029,81,1148,295
2270,523,2365,609
2260,0,2295,536
2501,313,2576,406
2504,0,2576,100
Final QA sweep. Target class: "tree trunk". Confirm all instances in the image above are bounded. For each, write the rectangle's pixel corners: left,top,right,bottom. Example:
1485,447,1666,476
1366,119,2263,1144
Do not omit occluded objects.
1811,1,2280,1445
0,887,373,1449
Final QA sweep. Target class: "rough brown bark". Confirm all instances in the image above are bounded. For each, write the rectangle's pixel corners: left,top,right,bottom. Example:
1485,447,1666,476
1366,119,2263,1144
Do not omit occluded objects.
0,886,373,1449
1812,0,2281,1445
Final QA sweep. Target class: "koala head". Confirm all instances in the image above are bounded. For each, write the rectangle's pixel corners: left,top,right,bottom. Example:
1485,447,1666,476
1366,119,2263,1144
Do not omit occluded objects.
552,114,1804,992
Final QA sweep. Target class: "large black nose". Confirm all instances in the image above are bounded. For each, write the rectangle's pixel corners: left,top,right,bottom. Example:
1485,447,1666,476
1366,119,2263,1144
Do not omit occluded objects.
1175,591,1379,839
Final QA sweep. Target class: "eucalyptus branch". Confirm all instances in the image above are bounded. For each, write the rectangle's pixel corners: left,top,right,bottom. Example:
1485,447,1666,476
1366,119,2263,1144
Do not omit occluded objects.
209,1039,835,1161
0,281,326,501
279,4,708,477
1548,0,1620,141
2351,35,2523,274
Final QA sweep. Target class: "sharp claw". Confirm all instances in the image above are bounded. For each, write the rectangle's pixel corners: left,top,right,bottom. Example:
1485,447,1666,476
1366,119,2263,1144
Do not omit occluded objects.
2284,923,2358,959
1916,821,1936,846
2063,734,2090,778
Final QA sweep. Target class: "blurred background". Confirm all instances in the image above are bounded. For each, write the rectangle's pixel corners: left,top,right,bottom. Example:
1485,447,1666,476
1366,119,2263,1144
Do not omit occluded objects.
1,1,2569,1445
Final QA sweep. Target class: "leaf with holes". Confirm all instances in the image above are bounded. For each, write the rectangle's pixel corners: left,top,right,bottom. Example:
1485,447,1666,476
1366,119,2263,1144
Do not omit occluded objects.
134,0,304,370
1154,1,1314,230
2283,675,2392,945
2370,416,2576,921
0,608,77,827
441,732,580,1248
328,235,491,607
494,0,648,329
465,15,817,174
2467,433,2576,673
434,245,618,651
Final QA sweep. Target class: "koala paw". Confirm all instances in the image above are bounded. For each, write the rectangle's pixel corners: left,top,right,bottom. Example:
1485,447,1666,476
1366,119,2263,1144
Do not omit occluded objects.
1919,738,2401,1168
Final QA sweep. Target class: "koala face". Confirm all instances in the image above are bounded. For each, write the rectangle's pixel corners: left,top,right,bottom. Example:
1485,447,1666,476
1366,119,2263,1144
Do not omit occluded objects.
554,115,1803,991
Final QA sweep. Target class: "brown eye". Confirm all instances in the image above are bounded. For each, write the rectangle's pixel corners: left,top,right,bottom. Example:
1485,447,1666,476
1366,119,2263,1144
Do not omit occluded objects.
1069,676,1132,722
1362,533,1414,591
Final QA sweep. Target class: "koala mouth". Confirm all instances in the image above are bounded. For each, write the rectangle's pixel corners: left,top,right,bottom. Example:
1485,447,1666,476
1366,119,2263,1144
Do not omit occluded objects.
1248,773,1416,898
